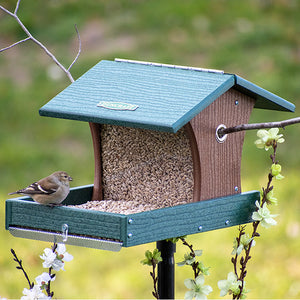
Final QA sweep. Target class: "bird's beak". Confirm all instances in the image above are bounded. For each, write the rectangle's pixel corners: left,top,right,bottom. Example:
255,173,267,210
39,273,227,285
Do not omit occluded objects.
69,176,73,181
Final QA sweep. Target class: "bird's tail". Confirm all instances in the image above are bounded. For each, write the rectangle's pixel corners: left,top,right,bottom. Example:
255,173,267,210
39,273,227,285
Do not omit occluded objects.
8,191,19,195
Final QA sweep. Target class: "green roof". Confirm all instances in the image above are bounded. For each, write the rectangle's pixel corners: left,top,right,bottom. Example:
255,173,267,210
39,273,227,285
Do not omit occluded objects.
39,59,295,133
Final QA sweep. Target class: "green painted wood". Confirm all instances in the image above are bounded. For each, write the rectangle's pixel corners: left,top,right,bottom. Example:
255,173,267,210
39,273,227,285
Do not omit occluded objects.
234,75,295,112
39,60,294,133
39,60,234,133
6,200,127,241
62,184,94,205
6,187,127,241
123,191,260,247
6,186,260,248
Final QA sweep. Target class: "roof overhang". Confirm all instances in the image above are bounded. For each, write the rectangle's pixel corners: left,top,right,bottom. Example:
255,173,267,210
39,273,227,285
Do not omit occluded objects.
39,59,295,133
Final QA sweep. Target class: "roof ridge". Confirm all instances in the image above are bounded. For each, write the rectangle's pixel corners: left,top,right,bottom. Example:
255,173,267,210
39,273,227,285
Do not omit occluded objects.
114,58,225,74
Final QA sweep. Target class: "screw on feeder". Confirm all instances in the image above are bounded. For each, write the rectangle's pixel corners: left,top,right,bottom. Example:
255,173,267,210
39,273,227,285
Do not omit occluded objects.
234,186,239,192
198,225,203,231
225,220,230,226
127,233,133,238
235,100,239,105
128,218,133,224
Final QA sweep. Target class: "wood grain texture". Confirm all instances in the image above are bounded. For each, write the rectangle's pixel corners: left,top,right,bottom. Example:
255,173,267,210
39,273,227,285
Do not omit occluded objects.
184,123,201,202
89,122,103,201
124,190,259,247
39,60,294,133
6,186,259,248
189,88,255,201
39,60,235,133
6,198,127,241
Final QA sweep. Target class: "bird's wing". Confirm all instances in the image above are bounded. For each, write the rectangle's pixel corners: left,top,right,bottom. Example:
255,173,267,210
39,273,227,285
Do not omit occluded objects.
17,182,57,195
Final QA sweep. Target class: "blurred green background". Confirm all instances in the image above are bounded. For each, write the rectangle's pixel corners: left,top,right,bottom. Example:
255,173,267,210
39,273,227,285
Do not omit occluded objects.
1,0,300,298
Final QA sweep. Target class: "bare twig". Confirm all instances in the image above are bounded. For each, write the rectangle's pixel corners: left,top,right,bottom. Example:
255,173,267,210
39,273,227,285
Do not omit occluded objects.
218,117,300,136
11,248,34,289
150,262,159,299
0,37,31,52
231,225,246,279
0,3,14,17
14,0,21,14
68,24,81,71
0,1,81,83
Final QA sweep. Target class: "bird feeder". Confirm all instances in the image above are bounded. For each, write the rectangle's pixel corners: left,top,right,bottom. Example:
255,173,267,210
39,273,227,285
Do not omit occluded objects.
5,59,295,251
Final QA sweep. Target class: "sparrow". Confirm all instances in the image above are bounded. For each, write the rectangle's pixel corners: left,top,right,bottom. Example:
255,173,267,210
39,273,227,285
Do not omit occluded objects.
8,171,73,205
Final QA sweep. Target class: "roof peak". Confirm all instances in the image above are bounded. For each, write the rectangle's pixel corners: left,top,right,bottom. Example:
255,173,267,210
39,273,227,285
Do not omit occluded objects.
114,58,225,74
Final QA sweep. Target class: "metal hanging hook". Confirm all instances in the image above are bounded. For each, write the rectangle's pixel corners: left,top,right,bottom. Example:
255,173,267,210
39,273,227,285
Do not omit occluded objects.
62,224,69,242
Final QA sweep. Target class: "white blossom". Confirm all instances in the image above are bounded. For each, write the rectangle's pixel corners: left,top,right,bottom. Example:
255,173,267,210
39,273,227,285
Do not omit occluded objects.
218,272,242,297
40,244,73,271
40,248,57,269
21,285,50,300
252,201,278,228
184,275,213,300
254,128,284,150
56,244,73,264
35,272,55,288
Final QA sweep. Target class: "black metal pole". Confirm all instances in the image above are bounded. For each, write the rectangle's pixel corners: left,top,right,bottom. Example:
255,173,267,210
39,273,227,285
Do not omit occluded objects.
156,240,176,299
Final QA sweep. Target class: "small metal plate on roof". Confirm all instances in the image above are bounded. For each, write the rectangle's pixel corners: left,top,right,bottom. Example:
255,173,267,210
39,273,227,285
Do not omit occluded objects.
97,101,139,111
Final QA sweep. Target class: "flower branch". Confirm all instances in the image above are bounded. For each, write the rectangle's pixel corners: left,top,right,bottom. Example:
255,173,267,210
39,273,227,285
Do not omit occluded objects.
44,243,58,298
168,236,212,300
237,130,282,298
219,128,284,299
177,236,208,279
12,242,73,299
141,249,162,299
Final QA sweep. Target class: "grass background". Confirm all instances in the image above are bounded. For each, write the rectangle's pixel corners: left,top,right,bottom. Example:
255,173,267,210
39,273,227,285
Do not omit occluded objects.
0,0,300,298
